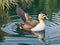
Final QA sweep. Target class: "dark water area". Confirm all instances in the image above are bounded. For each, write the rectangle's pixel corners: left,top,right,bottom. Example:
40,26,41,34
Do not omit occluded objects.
0,0,60,45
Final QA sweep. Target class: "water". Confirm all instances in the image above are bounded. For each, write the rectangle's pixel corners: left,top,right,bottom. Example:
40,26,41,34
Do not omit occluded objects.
0,11,60,45
0,0,60,45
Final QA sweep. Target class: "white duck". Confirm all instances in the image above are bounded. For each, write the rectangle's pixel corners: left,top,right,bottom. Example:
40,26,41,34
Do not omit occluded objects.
31,13,48,42
16,7,48,42
31,13,48,31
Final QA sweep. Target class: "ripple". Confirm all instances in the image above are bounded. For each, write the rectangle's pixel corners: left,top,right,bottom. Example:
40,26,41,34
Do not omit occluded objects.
52,11,60,25
1,12,60,45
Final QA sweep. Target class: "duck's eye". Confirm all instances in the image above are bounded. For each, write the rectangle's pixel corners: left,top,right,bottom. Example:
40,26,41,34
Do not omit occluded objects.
41,15,44,17
43,14,45,16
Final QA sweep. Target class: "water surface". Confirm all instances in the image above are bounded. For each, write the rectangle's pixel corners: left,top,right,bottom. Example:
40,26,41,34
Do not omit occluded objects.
0,0,60,45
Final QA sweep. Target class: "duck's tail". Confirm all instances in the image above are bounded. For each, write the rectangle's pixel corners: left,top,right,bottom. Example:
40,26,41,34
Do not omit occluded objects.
15,23,23,30
16,7,26,22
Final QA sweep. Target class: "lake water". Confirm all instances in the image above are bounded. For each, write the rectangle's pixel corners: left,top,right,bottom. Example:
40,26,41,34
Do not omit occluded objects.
0,0,60,45
0,11,60,45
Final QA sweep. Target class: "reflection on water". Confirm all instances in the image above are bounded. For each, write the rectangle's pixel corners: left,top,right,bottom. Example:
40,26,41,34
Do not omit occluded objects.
0,11,60,45
0,0,60,45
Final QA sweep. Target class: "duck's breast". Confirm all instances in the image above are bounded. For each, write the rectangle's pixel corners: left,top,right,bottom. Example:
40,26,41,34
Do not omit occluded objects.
31,22,45,31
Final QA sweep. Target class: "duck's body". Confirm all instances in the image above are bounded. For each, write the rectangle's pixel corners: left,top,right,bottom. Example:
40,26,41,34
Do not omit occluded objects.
16,7,38,30
16,7,48,42
22,20,38,30
31,20,45,31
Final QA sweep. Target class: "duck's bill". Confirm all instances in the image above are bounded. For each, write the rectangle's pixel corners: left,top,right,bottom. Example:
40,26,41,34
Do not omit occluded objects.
46,16,48,19
44,16,48,19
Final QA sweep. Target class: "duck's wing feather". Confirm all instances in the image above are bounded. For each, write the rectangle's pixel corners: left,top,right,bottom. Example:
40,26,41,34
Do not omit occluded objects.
16,7,26,22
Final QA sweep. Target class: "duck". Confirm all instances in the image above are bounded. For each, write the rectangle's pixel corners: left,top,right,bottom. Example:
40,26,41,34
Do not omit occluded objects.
31,13,48,42
16,7,38,30
16,7,48,42
31,13,48,31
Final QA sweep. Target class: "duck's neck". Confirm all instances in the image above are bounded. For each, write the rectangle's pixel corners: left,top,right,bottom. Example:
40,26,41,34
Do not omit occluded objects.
39,19,44,23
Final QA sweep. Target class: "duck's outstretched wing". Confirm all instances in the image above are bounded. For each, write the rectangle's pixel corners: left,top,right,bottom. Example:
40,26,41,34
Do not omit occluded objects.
16,7,26,22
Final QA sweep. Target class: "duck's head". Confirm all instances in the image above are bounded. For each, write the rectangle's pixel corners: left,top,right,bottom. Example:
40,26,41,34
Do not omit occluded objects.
38,12,48,20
